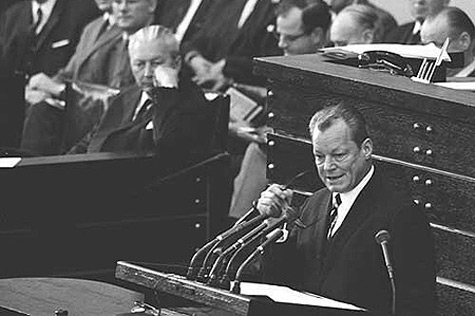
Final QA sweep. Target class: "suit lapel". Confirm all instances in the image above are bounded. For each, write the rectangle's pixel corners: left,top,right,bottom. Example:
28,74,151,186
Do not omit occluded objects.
76,24,122,74
33,0,64,52
320,170,381,278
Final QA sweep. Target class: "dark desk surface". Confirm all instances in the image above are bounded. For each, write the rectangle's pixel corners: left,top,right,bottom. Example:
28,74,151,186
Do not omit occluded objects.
0,277,144,316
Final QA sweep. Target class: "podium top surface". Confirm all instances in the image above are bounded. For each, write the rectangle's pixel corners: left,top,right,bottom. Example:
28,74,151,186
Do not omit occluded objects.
254,54,475,124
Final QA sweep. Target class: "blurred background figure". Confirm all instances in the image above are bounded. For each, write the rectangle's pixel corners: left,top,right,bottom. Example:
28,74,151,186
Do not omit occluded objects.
182,0,281,91
330,4,379,46
275,0,332,56
326,0,397,41
421,6,475,77
0,0,99,79
385,0,450,44
155,0,213,45
229,0,332,219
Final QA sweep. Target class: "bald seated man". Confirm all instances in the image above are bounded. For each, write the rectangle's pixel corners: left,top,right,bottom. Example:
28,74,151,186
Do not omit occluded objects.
421,6,475,77
330,4,379,46
326,0,397,41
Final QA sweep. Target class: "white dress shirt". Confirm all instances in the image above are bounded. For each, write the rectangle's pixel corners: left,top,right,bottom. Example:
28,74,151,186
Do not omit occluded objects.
132,92,153,121
329,165,375,237
237,0,260,29
32,0,57,34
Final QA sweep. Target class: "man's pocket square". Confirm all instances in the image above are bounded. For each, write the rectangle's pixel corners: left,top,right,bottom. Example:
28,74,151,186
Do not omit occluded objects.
145,120,154,130
52,39,70,49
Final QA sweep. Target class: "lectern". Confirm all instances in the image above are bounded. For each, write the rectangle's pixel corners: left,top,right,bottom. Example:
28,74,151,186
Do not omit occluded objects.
116,261,376,316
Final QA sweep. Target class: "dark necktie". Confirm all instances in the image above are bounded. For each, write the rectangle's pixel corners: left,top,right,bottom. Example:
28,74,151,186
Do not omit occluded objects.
326,193,341,240
134,98,153,122
33,7,43,35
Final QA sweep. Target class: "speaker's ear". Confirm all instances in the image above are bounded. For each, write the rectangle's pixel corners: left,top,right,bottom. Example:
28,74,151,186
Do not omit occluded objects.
361,137,373,160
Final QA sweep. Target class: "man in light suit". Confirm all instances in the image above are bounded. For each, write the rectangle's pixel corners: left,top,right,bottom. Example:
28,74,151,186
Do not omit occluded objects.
384,0,450,44
70,25,214,156
0,0,99,78
258,102,436,315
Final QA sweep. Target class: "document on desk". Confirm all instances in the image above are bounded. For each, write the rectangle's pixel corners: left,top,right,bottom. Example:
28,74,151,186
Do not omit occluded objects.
320,43,451,61
240,282,365,311
0,157,21,168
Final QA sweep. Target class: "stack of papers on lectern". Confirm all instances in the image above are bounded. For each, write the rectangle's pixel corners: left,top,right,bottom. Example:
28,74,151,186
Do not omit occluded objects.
320,43,451,62
240,282,365,311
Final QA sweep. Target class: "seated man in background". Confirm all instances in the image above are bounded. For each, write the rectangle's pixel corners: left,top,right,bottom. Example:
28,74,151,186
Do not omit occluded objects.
330,4,379,46
182,0,281,91
69,25,215,156
384,0,450,44
421,6,475,77
22,0,159,156
229,0,332,218
275,0,331,56
326,0,397,42
258,102,436,316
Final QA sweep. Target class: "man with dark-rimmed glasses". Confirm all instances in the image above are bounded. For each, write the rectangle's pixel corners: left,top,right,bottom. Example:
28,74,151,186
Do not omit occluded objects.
274,0,331,56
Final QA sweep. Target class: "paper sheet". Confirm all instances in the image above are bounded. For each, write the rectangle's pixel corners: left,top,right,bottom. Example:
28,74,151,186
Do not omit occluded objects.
0,157,21,168
320,43,451,61
239,282,365,311
434,81,475,91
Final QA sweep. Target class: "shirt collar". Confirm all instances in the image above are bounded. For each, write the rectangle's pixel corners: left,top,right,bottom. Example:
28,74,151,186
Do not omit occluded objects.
103,12,116,27
334,164,375,209
412,20,422,35
32,0,57,19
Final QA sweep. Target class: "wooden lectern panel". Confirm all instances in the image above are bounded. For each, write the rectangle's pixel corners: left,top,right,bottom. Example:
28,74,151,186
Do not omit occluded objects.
255,54,475,316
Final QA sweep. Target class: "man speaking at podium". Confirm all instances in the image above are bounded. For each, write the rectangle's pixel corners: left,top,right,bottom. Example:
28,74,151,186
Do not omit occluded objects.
257,103,436,315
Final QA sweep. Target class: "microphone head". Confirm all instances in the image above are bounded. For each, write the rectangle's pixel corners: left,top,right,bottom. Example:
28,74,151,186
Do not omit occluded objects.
375,230,391,244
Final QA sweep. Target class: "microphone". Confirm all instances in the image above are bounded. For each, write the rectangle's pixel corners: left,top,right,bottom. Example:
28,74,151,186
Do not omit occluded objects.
231,228,284,294
375,230,396,316
186,203,280,280
207,221,268,287
221,205,300,287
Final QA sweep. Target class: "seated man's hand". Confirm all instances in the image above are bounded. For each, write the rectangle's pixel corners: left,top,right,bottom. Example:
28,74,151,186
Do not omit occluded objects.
192,59,231,91
189,54,213,78
257,184,293,219
28,73,65,96
229,121,272,144
25,86,51,104
153,66,179,88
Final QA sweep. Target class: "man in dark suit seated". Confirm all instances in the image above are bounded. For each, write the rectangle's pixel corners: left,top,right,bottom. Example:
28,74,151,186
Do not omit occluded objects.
257,102,436,316
420,6,475,77
384,0,450,44
69,25,215,156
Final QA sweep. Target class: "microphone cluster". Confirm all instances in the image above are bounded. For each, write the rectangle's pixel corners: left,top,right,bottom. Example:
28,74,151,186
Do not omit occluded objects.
185,202,298,293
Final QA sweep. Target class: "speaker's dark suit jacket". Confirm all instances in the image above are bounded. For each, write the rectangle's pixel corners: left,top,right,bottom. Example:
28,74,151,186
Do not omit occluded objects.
384,22,420,44
82,79,215,156
265,167,436,316
0,0,99,77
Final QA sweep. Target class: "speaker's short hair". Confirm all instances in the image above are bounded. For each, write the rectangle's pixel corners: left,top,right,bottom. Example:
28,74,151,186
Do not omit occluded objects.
309,102,369,147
